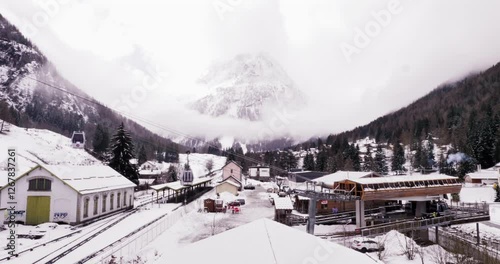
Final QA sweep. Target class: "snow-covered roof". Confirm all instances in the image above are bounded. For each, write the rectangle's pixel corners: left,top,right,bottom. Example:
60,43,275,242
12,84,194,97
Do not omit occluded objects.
41,164,136,194
138,179,156,185
216,179,240,188
224,175,242,185
344,173,459,185
158,218,375,264
467,170,499,180
150,177,212,191
274,197,294,210
223,160,243,169
315,171,381,185
138,169,162,175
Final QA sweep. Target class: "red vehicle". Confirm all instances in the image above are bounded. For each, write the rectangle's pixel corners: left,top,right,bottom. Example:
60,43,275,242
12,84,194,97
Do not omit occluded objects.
227,201,241,214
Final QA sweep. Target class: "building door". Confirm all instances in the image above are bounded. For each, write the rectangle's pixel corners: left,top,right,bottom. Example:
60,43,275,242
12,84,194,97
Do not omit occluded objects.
26,196,50,225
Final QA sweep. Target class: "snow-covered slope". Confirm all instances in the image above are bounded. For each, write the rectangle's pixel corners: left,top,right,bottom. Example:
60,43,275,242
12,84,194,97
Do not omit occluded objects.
0,14,96,122
178,153,227,179
0,123,101,174
191,53,306,121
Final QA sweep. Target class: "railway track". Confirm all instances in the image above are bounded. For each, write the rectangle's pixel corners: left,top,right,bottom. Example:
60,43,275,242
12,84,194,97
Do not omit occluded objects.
77,210,174,263
27,199,157,263
31,209,138,264
0,211,129,262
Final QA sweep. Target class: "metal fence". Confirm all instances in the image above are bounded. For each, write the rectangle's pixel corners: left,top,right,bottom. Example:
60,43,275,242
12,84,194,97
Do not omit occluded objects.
93,199,203,263
360,202,490,237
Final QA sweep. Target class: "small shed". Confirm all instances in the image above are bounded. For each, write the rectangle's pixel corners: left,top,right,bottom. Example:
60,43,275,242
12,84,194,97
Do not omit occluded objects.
215,180,240,196
215,199,225,213
274,197,294,225
204,198,216,213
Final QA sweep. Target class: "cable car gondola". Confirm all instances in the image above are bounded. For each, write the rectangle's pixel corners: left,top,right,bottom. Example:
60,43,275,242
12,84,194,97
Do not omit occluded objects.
71,131,86,149
181,151,193,186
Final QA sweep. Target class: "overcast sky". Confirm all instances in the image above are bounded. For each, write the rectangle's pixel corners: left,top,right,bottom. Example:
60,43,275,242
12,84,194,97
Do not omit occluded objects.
2,0,500,145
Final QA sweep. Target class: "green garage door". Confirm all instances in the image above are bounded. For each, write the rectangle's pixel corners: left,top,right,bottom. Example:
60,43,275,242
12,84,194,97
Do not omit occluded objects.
26,196,50,225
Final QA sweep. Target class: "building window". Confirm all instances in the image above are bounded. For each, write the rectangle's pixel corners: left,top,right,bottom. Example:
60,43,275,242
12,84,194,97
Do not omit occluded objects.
93,196,99,215
321,203,328,210
117,193,121,208
83,198,89,218
102,194,107,213
124,191,127,206
28,178,51,191
230,169,233,173
110,193,114,210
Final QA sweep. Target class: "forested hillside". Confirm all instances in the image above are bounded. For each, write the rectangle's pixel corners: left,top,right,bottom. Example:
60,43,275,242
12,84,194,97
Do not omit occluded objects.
0,14,183,160
298,63,500,171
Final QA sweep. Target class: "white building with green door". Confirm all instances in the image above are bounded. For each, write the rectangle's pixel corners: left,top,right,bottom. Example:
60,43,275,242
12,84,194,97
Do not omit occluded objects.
0,164,136,225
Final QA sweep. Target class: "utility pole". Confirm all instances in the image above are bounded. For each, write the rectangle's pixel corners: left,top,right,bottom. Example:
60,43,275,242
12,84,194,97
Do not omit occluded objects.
306,194,317,234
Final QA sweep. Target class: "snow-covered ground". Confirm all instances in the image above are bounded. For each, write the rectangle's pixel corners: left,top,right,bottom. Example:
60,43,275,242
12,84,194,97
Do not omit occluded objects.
363,230,452,264
459,184,496,203
178,153,227,178
129,186,275,263
4,203,180,263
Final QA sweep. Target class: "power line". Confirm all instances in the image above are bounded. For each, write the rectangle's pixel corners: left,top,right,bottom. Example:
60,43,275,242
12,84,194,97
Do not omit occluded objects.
24,76,296,176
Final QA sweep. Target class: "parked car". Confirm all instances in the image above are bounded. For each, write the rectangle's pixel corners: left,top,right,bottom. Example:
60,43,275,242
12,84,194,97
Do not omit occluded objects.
244,184,255,190
236,198,246,205
227,201,241,214
351,239,384,253
227,201,241,207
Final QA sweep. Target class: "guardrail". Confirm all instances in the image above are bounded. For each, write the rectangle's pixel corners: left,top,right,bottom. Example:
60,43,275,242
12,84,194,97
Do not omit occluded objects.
361,215,454,237
361,213,490,237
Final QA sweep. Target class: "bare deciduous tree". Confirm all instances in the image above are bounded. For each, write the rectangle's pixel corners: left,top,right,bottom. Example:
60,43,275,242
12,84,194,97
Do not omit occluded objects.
429,245,450,264
376,235,387,261
206,159,214,173
398,231,417,260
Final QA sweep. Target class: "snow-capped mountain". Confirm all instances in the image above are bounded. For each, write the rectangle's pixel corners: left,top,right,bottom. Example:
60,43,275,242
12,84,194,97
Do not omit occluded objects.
191,53,306,121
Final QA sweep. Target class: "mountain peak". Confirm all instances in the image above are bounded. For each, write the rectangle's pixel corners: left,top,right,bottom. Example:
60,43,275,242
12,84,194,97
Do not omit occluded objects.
192,53,305,121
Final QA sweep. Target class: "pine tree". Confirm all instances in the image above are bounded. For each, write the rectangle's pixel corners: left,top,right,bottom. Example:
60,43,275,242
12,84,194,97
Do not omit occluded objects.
494,183,500,203
374,145,388,174
303,152,315,170
109,123,140,185
427,136,435,167
138,146,147,165
316,149,328,171
391,143,406,174
468,107,499,168
412,142,427,170
326,156,337,173
456,157,477,180
438,153,449,174
156,149,164,163
344,158,354,171
167,164,178,182
362,145,375,172
93,123,110,153
351,144,361,171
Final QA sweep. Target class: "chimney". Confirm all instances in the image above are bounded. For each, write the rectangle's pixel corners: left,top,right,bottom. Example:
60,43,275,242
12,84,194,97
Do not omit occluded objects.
477,164,481,172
